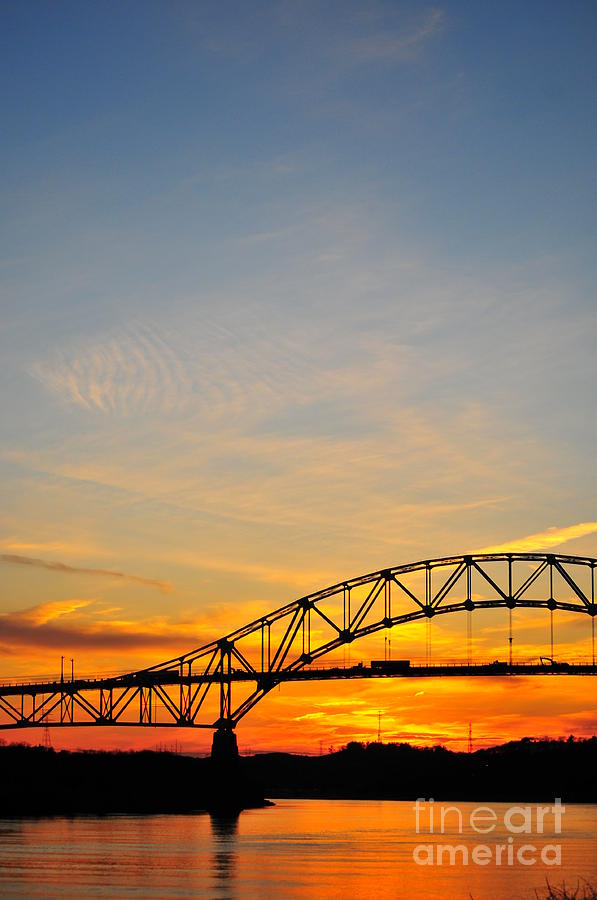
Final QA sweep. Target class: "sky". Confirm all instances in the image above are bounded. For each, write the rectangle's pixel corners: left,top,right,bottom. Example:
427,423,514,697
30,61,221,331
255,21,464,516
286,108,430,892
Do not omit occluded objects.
1,1,596,754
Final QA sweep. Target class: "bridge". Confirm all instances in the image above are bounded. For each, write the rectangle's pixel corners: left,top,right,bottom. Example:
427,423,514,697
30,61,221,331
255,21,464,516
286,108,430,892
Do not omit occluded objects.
1,552,596,757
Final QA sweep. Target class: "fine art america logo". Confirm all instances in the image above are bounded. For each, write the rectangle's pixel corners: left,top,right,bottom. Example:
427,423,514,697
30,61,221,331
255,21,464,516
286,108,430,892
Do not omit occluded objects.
412,798,565,867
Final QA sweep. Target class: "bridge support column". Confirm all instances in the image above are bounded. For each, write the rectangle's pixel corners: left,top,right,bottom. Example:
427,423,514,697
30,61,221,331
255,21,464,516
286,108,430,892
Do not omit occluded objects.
211,726,239,761
207,726,264,817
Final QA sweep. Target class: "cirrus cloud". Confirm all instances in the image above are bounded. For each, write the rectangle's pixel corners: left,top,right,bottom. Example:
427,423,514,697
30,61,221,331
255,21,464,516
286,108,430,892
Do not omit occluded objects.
1,553,172,593
476,522,597,554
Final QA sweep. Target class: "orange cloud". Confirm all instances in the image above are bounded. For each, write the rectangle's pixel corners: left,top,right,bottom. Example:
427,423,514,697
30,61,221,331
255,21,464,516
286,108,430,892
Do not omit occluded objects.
17,598,93,626
476,522,597,554
0,538,106,557
0,600,193,657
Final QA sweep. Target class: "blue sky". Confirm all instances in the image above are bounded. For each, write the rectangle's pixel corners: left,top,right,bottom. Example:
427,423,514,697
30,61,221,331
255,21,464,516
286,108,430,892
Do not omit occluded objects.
1,1,597,697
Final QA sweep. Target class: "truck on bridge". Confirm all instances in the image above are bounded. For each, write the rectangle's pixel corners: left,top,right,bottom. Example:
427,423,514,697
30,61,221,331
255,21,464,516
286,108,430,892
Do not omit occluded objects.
370,659,411,674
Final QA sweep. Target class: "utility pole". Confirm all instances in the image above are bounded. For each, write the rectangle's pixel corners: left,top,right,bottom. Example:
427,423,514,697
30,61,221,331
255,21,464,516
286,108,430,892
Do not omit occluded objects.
467,722,473,754
378,710,382,743
550,610,554,660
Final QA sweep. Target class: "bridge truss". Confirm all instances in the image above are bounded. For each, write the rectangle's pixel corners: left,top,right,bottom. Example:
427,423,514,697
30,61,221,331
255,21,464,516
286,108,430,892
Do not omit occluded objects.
1,553,596,747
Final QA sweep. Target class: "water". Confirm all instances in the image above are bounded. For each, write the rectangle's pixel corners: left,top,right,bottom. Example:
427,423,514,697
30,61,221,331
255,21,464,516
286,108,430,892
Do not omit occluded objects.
0,800,596,899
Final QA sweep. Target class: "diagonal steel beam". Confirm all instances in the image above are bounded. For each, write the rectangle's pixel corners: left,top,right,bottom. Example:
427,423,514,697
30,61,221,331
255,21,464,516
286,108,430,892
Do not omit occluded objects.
552,559,590,607
432,560,467,607
472,561,508,600
513,560,548,600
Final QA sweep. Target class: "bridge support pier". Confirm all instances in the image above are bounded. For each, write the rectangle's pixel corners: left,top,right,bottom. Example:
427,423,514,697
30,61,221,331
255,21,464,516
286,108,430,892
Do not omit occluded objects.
208,727,265,816
211,726,239,761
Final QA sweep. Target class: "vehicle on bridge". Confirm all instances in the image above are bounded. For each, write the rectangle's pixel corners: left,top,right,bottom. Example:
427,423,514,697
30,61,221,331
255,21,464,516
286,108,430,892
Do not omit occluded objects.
488,660,510,672
370,659,411,674
539,656,571,671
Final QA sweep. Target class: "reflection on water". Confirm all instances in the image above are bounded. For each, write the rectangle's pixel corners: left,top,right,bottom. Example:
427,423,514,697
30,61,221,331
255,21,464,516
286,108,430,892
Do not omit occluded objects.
0,800,596,899
210,813,239,889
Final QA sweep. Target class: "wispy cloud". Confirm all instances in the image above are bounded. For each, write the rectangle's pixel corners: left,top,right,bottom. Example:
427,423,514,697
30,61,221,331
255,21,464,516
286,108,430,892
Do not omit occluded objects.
476,522,597,554
238,227,296,245
30,322,192,415
12,259,588,608
349,9,444,63
1,554,172,593
16,598,94,626
0,538,105,557
170,550,330,588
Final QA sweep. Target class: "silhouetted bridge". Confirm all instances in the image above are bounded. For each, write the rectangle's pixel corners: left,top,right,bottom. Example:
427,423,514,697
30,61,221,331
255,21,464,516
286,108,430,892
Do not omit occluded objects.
1,553,596,757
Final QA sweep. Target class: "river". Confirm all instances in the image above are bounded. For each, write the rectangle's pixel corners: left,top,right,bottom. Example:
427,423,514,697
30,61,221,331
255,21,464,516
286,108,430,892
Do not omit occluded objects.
1,800,596,898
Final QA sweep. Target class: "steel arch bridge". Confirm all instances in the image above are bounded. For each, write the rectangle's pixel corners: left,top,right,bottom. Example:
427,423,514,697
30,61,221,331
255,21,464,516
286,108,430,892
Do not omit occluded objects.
1,552,596,754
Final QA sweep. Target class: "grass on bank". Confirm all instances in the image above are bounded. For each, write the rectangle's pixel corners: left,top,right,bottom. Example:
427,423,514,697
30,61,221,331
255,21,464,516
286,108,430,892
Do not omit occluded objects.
537,883,596,899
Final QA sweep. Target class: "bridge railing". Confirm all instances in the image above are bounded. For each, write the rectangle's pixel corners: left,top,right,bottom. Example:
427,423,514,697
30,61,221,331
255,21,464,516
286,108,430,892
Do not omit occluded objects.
2,656,596,690
0,668,134,689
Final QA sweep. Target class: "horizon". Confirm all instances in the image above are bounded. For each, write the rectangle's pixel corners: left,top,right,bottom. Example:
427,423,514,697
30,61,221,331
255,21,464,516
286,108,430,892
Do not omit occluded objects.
4,731,596,758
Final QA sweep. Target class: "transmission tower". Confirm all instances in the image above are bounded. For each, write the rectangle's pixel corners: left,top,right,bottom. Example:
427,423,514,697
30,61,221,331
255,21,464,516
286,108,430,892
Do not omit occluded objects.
42,723,52,749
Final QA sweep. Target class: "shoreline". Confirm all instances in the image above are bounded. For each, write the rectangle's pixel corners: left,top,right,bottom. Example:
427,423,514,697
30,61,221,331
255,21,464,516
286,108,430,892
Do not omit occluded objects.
1,737,596,816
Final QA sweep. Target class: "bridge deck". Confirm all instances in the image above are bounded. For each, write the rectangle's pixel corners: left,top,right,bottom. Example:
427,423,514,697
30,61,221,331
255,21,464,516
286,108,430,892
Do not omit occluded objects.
1,662,596,697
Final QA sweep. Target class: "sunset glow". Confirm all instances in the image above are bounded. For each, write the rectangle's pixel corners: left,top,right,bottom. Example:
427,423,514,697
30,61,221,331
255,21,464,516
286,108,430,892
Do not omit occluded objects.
2,1,596,758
